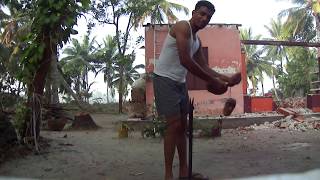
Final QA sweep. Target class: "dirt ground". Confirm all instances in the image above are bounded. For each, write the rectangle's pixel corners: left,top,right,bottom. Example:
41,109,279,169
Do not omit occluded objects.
0,113,320,180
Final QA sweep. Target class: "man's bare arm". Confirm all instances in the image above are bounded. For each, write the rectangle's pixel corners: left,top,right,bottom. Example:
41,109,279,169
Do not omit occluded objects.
173,21,224,86
194,41,242,87
193,43,231,83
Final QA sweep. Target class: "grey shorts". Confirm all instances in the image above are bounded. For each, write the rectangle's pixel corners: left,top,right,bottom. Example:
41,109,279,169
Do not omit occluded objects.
153,73,189,117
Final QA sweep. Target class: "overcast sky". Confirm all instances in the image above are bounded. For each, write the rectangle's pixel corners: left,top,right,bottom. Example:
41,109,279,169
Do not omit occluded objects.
169,0,294,36
73,0,294,42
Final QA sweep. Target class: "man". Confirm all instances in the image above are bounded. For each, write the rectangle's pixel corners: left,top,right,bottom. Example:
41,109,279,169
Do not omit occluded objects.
153,1,241,179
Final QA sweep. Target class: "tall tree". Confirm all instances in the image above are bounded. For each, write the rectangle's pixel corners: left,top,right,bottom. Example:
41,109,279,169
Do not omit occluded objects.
111,52,144,102
240,28,273,96
6,0,91,151
61,35,98,102
91,0,188,112
279,0,318,95
91,0,154,113
279,0,316,41
136,0,189,25
95,35,118,103
277,47,318,97
263,18,289,100
0,1,30,96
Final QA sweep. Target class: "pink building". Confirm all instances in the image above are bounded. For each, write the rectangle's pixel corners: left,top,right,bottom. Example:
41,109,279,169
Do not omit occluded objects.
144,23,247,117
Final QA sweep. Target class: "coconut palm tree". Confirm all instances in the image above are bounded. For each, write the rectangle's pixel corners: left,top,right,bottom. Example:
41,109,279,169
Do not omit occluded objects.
111,52,144,102
278,0,319,94
60,35,98,102
91,0,188,113
0,3,30,96
135,0,189,25
95,35,118,103
263,18,289,100
279,0,316,41
240,28,273,96
264,18,290,72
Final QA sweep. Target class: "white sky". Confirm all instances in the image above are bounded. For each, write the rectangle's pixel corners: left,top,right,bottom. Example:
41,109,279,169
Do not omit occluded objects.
169,0,293,36
69,0,295,98
73,0,294,39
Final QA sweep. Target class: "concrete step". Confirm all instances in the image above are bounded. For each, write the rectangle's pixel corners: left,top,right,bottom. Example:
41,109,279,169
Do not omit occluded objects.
311,81,320,84
118,112,320,131
119,114,285,130
310,88,320,92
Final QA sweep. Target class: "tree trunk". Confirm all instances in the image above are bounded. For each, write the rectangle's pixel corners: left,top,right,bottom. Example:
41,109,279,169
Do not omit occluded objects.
261,82,264,96
58,71,86,110
315,15,320,82
44,80,51,104
28,35,54,142
250,77,256,96
118,67,124,113
271,67,280,101
0,79,3,93
106,85,109,103
17,81,21,96
50,54,60,105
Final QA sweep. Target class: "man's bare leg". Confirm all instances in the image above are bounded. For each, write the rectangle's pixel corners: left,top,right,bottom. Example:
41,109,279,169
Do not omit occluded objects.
176,114,188,178
164,114,181,180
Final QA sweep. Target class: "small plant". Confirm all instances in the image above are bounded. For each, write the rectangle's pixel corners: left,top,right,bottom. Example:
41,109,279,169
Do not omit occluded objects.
198,126,221,138
13,101,31,139
142,116,166,138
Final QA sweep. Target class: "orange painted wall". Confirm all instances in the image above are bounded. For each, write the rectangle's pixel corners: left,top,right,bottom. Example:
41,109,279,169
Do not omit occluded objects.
144,24,245,116
250,97,274,112
307,94,320,112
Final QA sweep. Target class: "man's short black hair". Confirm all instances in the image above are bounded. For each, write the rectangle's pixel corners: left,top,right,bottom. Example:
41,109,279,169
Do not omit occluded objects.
195,0,215,14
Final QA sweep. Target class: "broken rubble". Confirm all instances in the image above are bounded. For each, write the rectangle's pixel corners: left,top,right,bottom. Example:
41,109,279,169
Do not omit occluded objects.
241,114,320,132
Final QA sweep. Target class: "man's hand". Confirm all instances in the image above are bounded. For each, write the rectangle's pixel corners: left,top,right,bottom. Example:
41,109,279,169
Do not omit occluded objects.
227,72,241,87
206,78,228,95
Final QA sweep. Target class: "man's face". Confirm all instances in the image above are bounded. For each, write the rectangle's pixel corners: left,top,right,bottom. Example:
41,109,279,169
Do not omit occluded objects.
193,6,213,29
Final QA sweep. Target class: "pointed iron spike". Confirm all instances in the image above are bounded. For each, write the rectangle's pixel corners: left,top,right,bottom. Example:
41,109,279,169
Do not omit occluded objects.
191,98,194,110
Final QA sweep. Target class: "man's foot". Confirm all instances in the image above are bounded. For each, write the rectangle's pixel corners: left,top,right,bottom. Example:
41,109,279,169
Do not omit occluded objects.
179,172,209,180
223,98,236,116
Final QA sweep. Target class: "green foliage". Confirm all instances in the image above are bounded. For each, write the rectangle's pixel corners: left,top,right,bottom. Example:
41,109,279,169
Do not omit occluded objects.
60,35,98,100
279,0,316,41
13,101,30,137
90,0,187,112
0,93,23,108
142,116,166,138
240,28,273,95
111,52,145,97
133,0,189,25
277,47,318,97
15,0,91,85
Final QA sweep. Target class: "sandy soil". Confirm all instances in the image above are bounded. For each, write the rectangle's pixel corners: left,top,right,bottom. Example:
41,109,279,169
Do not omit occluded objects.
0,113,320,180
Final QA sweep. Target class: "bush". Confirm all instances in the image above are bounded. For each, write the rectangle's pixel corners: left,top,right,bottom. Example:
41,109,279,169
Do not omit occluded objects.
13,101,31,138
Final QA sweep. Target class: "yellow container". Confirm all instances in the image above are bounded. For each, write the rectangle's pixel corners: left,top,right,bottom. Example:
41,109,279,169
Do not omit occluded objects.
118,124,129,138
